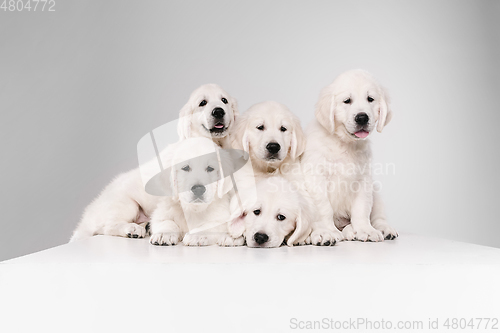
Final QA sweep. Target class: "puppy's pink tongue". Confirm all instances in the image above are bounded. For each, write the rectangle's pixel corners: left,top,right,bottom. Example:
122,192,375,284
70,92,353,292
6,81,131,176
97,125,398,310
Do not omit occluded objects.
354,130,369,138
214,124,224,129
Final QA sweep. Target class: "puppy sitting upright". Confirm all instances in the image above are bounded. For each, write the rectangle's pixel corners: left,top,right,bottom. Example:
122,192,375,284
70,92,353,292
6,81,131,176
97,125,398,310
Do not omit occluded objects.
302,69,398,244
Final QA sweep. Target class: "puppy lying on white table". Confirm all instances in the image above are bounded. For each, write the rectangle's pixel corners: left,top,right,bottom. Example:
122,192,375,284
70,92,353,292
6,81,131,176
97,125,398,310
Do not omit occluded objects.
228,177,313,247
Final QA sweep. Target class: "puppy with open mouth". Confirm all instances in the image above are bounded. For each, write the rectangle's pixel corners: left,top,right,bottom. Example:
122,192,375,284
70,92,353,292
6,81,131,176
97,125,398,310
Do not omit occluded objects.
228,177,312,247
177,83,239,148
302,69,398,245
69,84,238,242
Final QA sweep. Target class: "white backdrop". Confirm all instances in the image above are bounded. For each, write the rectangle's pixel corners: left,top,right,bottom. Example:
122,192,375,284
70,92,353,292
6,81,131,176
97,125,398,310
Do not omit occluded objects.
1,0,499,260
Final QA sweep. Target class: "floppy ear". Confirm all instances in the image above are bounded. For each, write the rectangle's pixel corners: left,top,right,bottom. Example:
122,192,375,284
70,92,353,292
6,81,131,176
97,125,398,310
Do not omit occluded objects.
286,206,312,247
228,194,246,238
230,116,250,153
290,117,306,160
315,85,336,134
241,131,249,154
170,167,178,198
377,87,393,133
230,97,239,123
177,102,194,140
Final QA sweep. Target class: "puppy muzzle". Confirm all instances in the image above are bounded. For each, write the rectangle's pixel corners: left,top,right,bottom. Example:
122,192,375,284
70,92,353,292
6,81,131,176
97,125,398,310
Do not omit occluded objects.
203,109,229,136
264,142,283,161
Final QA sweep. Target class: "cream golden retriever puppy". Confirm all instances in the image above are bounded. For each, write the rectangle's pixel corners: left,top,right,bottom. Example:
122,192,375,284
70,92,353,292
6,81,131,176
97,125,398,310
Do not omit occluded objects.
229,101,316,245
228,177,312,247
71,137,240,245
302,69,398,244
148,137,243,246
178,83,239,148
70,84,238,241
230,101,306,182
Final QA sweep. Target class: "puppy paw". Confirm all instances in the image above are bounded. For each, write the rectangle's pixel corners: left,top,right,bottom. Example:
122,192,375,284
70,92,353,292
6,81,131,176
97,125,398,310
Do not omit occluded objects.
124,223,147,239
375,223,398,240
353,225,384,242
342,225,356,241
217,235,245,247
150,232,181,246
310,228,343,246
183,233,213,246
291,239,309,246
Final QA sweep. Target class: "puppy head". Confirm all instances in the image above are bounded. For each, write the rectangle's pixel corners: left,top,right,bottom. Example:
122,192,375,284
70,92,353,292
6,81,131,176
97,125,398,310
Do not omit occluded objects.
177,84,239,140
168,138,228,206
316,69,393,142
228,177,312,248
231,101,306,168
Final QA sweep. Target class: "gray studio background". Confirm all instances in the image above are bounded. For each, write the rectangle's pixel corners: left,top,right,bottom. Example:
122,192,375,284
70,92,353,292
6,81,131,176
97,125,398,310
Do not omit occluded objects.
1,0,499,261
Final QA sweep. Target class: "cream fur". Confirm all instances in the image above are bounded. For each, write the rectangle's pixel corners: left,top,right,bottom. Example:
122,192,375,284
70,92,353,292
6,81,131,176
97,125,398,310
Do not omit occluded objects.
70,84,239,242
177,83,239,148
302,69,398,244
229,101,315,246
148,138,244,246
228,177,313,247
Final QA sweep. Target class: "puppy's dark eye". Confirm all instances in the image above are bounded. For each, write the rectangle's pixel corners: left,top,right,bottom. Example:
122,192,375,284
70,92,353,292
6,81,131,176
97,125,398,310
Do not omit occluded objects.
199,100,207,107
253,209,261,216
221,98,228,104
257,125,264,131
181,165,191,172
343,98,351,104
206,166,214,173
277,214,286,221
280,126,287,132
367,96,374,103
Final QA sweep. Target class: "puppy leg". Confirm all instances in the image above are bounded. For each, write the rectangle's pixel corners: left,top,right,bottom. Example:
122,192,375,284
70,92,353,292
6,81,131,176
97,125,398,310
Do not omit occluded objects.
371,191,398,240
305,174,343,246
150,220,183,246
149,200,184,246
183,223,244,247
213,222,245,247
91,200,147,238
350,188,384,242
99,201,148,238
103,222,147,239
217,235,245,246
182,232,217,246
72,192,145,240
342,224,356,241
310,224,343,246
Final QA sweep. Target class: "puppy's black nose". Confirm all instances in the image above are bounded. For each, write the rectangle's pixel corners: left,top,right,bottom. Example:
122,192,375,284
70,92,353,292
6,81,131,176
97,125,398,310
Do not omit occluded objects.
266,142,281,154
253,232,269,245
191,184,206,197
355,113,369,126
211,108,225,119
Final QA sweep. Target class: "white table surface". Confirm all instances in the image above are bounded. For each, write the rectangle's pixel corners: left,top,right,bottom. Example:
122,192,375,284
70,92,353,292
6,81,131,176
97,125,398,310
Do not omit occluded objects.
1,233,500,333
